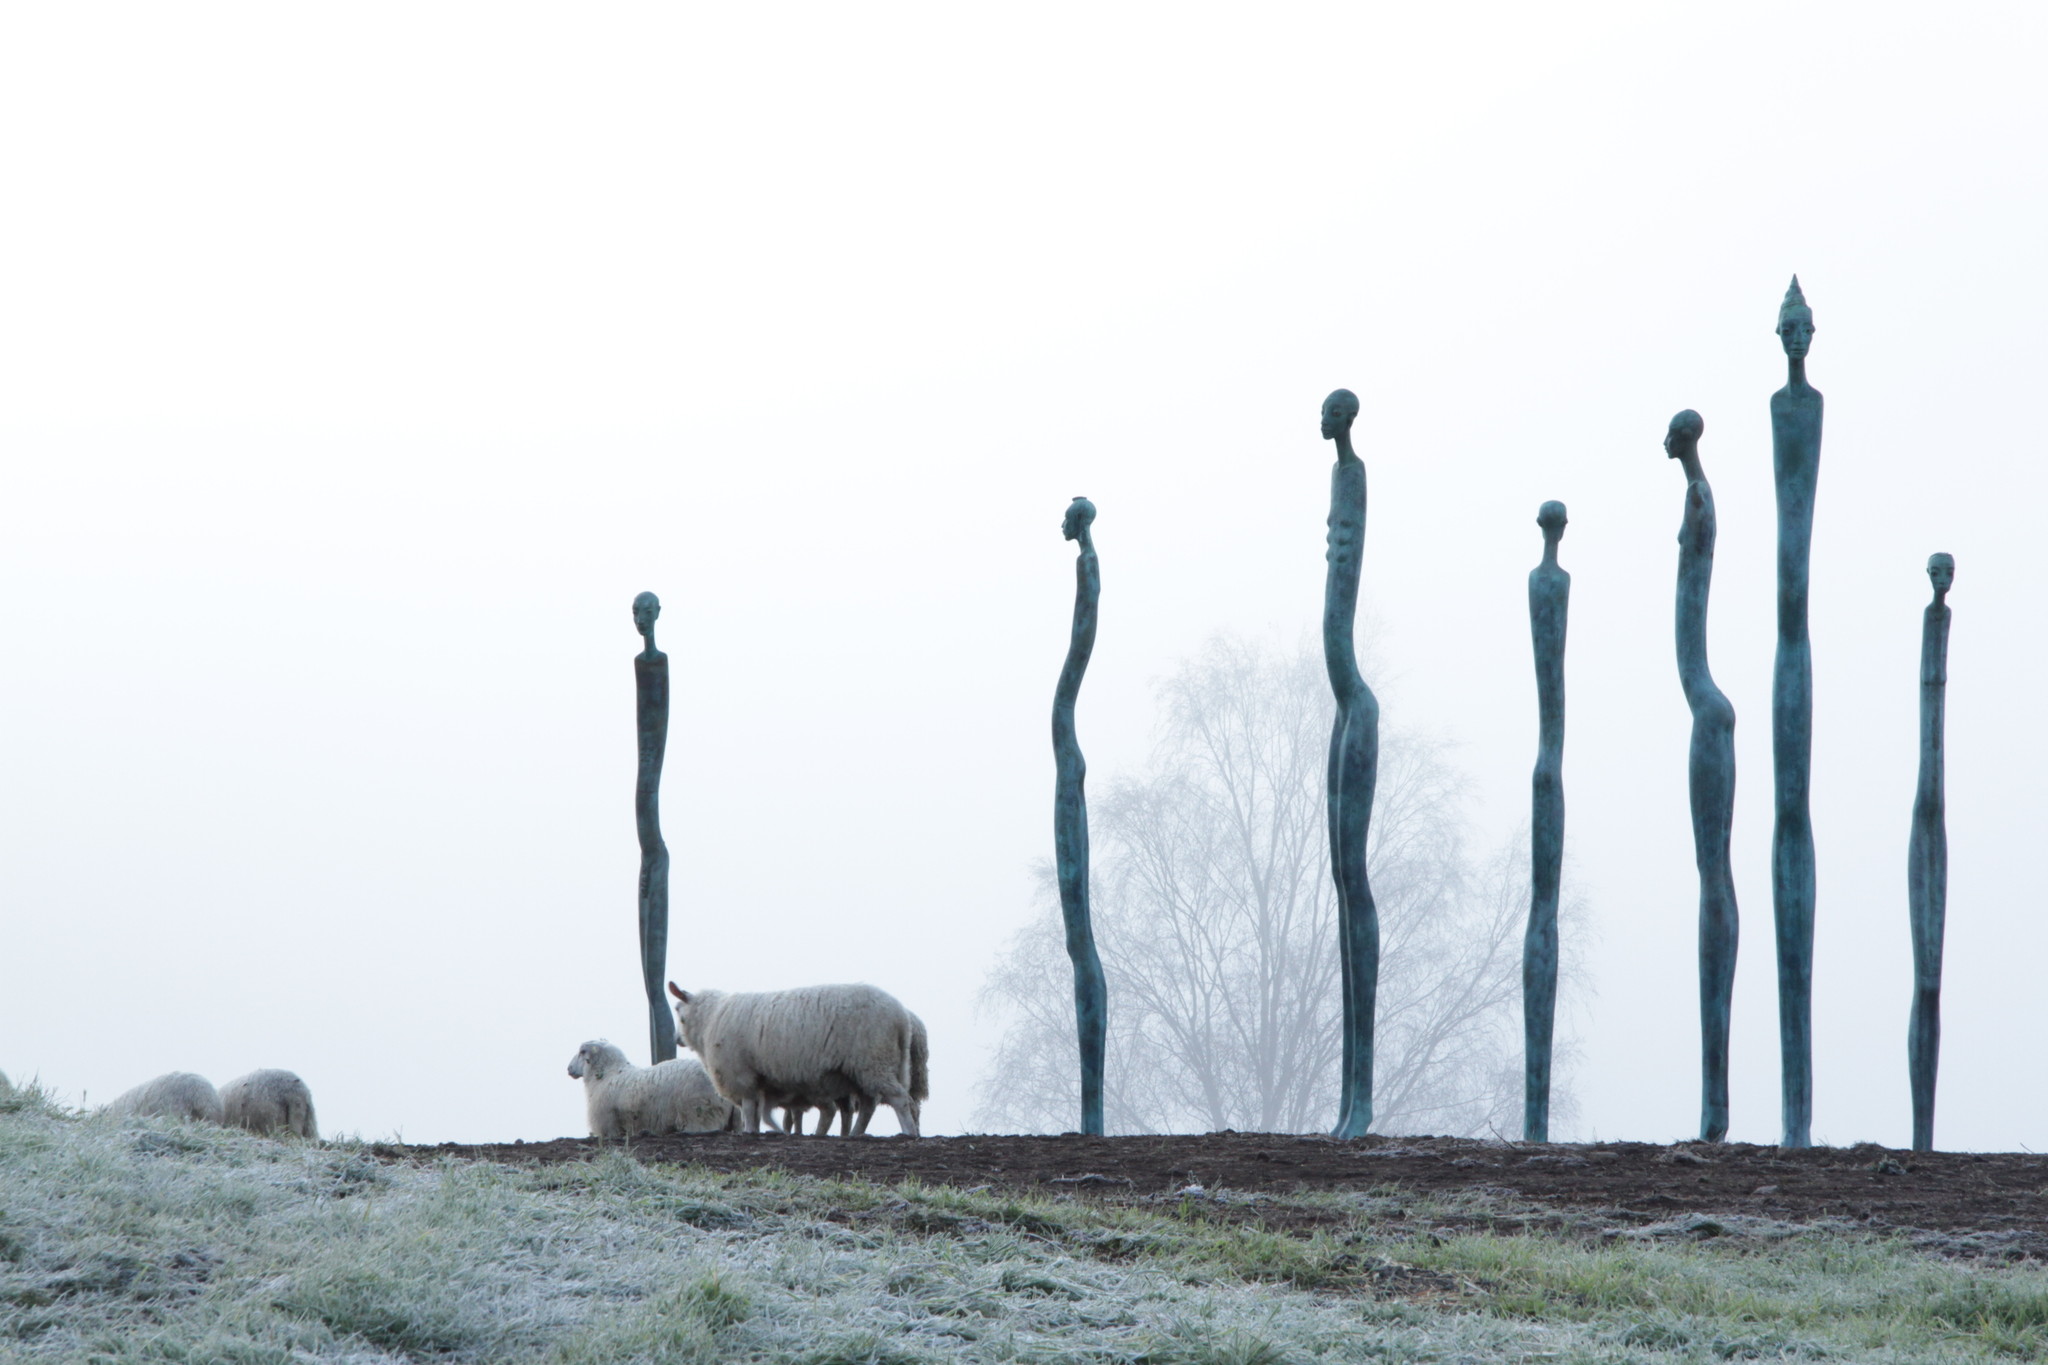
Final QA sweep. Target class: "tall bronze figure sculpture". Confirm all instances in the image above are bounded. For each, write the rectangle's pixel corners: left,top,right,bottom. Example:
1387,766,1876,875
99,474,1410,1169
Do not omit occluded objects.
1908,552,1954,1152
1769,276,1823,1147
1668,410,1740,1142
1053,496,1108,1135
1524,501,1570,1142
632,591,678,1064
1320,388,1380,1139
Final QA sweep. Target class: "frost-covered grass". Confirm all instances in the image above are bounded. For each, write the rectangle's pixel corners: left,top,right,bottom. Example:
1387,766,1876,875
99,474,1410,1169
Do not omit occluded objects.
4,1083,2047,1362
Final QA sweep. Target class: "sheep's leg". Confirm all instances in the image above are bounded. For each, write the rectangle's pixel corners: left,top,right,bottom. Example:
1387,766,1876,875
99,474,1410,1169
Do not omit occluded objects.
814,1108,833,1137
835,1102,854,1137
851,1099,877,1136
740,1097,763,1133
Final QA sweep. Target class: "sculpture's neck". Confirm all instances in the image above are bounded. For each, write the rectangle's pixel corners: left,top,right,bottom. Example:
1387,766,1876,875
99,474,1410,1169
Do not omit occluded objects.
1932,590,1949,611
1540,539,1561,570
1332,432,1358,463
638,632,659,660
1074,529,1095,557
1676,450,1704,485
1785,356,1808,388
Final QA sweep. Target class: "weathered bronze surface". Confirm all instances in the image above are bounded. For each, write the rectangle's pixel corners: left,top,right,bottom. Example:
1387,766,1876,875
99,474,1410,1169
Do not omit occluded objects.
1909,552,1954,1152
1053,497,1108,1135
1524,500,1570,1142
1770,276,1823,1148
633,591,677,1064
1668,410,1739,1142
1320,388,1380,1138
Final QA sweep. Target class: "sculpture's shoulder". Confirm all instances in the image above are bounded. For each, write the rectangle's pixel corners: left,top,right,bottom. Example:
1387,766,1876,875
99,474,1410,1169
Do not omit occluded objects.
1771,383,1824,415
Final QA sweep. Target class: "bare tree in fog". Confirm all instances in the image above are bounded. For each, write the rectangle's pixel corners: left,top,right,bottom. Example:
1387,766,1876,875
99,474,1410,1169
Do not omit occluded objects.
976,634,1581,1136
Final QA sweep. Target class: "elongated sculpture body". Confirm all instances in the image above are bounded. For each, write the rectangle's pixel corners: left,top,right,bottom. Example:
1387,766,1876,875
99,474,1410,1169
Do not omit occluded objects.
1769,276,1822,1148
1053,496,1108,1135
1908,553,1954,1152
1524,501,1569,1142
633,591,678,1064
1320,389,1380,1138
1668,410,1740,1142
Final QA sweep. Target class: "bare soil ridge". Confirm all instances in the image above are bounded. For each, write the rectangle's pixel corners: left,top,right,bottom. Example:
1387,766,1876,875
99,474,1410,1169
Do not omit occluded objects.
388,1131,2048,1247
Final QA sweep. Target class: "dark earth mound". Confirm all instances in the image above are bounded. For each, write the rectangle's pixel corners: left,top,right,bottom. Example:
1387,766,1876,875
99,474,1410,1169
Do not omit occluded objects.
384,1131,2048,1254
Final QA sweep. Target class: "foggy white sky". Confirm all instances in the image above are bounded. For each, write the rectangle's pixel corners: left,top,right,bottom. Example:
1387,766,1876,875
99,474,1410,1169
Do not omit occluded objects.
2,3,2043,1148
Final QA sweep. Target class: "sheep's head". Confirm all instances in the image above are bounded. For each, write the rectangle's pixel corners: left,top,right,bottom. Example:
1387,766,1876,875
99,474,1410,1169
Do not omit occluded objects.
567,1040,627,1082
667,982,707,1054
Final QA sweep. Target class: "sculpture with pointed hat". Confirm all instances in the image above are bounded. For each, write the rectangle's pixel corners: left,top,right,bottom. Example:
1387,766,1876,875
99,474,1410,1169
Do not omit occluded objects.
1769,276,1823,1147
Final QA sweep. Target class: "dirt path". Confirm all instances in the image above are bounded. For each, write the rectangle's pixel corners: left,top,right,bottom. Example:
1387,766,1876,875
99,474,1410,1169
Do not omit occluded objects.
389,1131,2048,1249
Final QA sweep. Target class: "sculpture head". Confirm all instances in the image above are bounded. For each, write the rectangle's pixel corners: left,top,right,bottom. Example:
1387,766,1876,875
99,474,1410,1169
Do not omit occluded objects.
1536,500,1568,541
1062,496,1096,542
1664,408,1704,460
632,591,661,639
1321,388,1359,441
1927,552,1955,595
1777,275,1815,359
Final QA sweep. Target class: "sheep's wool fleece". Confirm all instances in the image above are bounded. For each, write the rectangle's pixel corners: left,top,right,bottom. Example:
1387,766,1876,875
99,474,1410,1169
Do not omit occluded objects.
220,1069,318,1139
103,1072,224,1125
574,1043,733,1138
683,984,920,1107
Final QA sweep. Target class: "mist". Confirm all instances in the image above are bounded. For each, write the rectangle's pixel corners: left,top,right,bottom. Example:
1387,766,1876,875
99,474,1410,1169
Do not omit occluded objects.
1,2,2043,1149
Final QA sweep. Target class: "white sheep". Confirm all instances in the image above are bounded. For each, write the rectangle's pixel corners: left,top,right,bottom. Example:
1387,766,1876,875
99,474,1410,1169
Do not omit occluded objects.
667,981,928,1137
220,1069,318,1139
102,1071,224,1125
566,1040,736,1139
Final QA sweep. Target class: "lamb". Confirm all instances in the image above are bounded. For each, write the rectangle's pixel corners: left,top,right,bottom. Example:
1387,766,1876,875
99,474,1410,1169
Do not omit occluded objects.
566,1040,736,1139
219,1069,319,1139
102,1072,224,1124
762,1071,862,1137
667,981,928,1137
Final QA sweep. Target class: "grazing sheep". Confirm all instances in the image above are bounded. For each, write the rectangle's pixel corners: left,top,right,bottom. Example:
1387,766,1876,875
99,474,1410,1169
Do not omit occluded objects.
220,1069,318,1139
102,1072,224,1125
667,981,927,1137
566,1040,736,1139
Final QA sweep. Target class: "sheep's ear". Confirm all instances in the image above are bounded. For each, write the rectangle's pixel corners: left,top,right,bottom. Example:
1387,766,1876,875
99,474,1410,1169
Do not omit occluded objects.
667,981,689,1003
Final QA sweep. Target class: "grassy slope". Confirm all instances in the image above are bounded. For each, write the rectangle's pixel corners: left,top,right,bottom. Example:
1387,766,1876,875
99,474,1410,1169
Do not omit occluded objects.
3,1084,2046,1363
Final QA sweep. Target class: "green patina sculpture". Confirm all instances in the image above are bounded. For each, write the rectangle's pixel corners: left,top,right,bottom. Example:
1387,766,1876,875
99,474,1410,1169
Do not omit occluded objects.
1668,409,1740,1143
1524,501,1569,1143
1770,275,1822,1148
1053,496,1108,1135
1320,388,1380,1139
1908,552,1954,1152
633,591,678,1064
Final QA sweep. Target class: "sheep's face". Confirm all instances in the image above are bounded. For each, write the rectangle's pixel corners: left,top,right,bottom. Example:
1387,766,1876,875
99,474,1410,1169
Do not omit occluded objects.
668,983,704,1055
568,1041,622,1082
